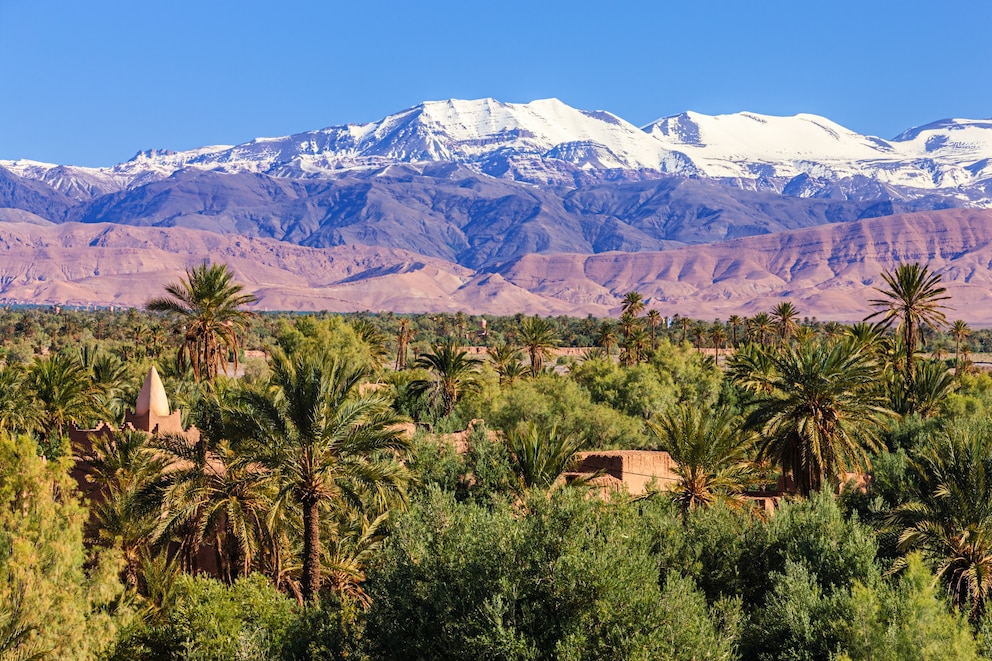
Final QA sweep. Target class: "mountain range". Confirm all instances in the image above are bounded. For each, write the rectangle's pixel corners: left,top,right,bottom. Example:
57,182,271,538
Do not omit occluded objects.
3,98,992,320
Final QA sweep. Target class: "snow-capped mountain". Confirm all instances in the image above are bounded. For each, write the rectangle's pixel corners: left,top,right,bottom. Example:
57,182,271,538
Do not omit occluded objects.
4,98,992,204
643,111,992,193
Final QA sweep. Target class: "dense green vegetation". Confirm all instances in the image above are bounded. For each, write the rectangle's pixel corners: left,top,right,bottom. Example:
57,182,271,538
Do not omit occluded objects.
4,262,992,659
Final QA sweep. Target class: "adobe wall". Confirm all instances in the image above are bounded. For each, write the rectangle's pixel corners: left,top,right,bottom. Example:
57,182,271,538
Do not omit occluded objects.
574,450,680,495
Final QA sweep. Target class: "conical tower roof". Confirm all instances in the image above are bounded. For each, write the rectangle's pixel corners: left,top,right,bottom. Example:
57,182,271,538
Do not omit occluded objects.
135,366,171,417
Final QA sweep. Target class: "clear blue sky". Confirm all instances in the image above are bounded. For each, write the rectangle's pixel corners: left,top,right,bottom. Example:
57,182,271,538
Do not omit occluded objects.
2,0,990,167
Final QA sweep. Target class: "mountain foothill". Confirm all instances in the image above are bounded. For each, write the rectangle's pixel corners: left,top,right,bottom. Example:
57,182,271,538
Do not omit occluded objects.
3,98,992,320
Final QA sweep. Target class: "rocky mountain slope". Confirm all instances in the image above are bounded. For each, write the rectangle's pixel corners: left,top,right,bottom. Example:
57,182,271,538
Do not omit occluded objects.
3,98,992,319
2,208,992,322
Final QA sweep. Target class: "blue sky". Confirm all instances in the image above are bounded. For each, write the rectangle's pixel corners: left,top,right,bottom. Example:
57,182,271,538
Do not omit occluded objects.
2,0,990,167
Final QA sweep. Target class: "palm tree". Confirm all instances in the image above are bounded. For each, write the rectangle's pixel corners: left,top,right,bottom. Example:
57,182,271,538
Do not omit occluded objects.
488,344,526,387
147,262,257,382
889,422,992,620
739,339,892,496
678,316,691,345
595,321,618,355
394,319,414,370
409,342,483,418
867,263,951,383
822,321,845,340
887,359,956,419
728,315,743,348
727,343,778,396
620,291,645,318
710,324,727,364
646,310,662,351
506,421,585,490
619,325,649,366
749,312,774,346
28,351,102,449
771,301,800,343
77,429,170,587
156,434,274,583
0,364,40,435
231,349,410,602
648,405,755,513
951,320,971,369
518,316,558,377
352,319,389,371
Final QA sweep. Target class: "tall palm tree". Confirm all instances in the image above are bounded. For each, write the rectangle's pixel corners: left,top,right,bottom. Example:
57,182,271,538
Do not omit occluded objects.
749,312,774,346
709,324,727,364
147,262,257,382
678,315,691,345
394,319,414,370
231,349,410,602
595,321,618,355
648,405,755,513
409,342,483,417
739,339,892,496
889,422,992,620
646,310,662,351
728,315,743,348
867,262,951,384
517,316,558,377
771,301,800,343
951,319,971,369
620,291,645,318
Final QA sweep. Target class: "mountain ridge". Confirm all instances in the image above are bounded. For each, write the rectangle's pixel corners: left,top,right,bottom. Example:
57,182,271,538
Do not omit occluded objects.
2,208,992,323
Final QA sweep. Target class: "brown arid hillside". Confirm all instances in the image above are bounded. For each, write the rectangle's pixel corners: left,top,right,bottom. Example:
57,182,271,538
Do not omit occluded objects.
499,208,992,323
2,208,992,322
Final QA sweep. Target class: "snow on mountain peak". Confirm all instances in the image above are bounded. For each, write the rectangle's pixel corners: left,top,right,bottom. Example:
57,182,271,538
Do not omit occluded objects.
6,99,992,200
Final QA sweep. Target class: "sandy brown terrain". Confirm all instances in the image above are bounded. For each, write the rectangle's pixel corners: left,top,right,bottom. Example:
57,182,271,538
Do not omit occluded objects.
2,208,992,322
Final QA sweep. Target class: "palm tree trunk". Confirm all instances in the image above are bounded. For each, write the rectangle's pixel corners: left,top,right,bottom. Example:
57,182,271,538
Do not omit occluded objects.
302,496,321,602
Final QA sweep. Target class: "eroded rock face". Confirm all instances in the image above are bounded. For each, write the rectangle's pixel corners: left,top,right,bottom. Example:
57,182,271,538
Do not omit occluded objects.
1,208,992,323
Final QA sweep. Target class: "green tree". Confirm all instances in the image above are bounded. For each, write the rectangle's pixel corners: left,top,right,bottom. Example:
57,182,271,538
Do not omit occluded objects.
487,343,526,387
28,351,102,451
868,262,951,384
749,312,774,346
231,349,409,602
147,262,257,382
620,290,645,318
0,433,125,660
649,405,755,513
739,340,892,496
710,323,728,363
409,341,483,418
156,434,273,583
771,301,800,343
0,363,40,434
889,421,992,620
517,316,557,377
951,319,971,369
646,309,662,351
506,420,584,490
76,429,170,588
594,321,618,355
728,314,743,348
